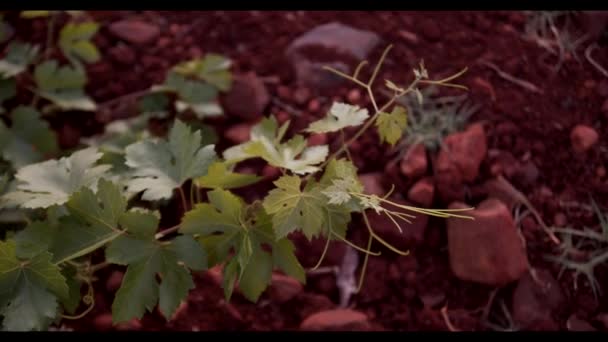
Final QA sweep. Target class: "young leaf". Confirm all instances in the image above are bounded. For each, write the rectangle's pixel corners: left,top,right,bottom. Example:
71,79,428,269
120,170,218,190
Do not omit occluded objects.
34,60,96,111
173,54,233,91
194,161,262,190
223,116,329,175
0,240,68,331
0,106,58,168
59,21,100,64
262,175,325,240
375,105,407,146
0,42,39,79
318,159,364,212
180,189,304,301
0,79,16,111
306,102,369,134
1,147,111,209
124,120,217,201
106,227,206,323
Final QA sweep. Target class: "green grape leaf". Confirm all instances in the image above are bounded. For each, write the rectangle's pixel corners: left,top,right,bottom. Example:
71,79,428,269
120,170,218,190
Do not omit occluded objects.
13,180,134,265
106,227,206,323
375,105,407,146
173,54,232,92
262,175,325,240
0,147,112,209
319,158,364,212
223,116,328,175
0,42,40,79
125,119,217,201
153,72,221,119
60,266,83,315
0,78,16,111
59,21,100,64
0,106,58,168
306,102,369,134
138,92,169,116
20,11,52,18
180,189,304,301
0,240,68,331
194,161,262,190
34,60,96,111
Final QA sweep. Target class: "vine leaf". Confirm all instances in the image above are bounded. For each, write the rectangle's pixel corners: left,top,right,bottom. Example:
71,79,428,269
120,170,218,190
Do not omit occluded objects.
306,102,369,134
13,180,145,265
319,158,364,212
124,119,217,201
34,60,96,111
223,116,329,175
194,161,262,190
181,189,304,301
59,21,100,64
375,105,407,146
173,54,232,91
0,79,16,112
0,106,58,169
0,42,39,79
262,175,325,240
152,72,222,119
106,213,206,323
0,240,68,331
1,147,111,209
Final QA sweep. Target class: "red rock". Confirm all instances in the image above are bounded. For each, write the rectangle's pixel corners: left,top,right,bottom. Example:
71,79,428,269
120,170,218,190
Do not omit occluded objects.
358,172,385,196
224,124,251,144
447,198,530,286
276,85,291,100
571,124,599,153
308,99,321,113
407,177,435,207
93,313,114,331
567,315,596,331
293,87,311,105
269,273,303,303
602,99,608,115
553,212,567,227
398,30,419,45
512,269,565,330
300,309,371,331
116,318,142,331
108,43,135,65
399,143,427,179
597,166,606,178
105,270,124,293
222,72,270,121
307,133,327,146
435,123,487,202
262,165,282,180
108,20,160,46
419,18,441,41
286,22,380,89
438,123,487,182
347,89,362,103
206,264,223,287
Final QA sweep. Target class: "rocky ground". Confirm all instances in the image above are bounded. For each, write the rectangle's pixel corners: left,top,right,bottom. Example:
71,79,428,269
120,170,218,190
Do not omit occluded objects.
4,10,608,331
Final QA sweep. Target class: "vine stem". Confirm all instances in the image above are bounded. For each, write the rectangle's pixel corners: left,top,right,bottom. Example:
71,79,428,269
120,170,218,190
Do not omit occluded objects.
154,224,181,240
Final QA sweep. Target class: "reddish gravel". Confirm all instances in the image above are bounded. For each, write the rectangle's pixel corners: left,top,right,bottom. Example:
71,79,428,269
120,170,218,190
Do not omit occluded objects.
2,10,608,331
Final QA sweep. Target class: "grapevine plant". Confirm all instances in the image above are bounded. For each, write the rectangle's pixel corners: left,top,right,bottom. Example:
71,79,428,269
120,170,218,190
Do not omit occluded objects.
0,11,474,331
